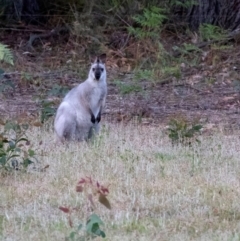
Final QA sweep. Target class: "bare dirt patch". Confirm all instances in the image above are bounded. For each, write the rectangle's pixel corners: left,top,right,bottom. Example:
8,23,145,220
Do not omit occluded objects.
1,32,240,129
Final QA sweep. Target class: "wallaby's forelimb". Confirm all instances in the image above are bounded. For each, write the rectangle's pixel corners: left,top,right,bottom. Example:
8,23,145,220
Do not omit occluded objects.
91,113,96,124
88,107,96,124
96,108,101,123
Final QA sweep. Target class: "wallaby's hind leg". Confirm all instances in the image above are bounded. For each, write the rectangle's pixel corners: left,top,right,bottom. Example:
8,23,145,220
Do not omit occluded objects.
54,111,77,142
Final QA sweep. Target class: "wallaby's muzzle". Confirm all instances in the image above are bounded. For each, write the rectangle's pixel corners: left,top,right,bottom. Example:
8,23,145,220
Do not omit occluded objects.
95,71,101,80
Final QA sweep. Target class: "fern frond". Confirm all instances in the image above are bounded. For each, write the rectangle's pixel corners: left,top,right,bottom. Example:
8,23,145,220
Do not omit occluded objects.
0,43,14,65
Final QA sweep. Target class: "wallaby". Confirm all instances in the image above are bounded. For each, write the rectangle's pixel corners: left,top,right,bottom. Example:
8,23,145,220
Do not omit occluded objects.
54,54,107,142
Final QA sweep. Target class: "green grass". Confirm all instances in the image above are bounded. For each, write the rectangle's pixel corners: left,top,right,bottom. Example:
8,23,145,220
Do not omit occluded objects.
1,122,240,240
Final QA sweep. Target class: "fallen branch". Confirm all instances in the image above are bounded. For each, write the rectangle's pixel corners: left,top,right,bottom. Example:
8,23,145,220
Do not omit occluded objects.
26,26,70,50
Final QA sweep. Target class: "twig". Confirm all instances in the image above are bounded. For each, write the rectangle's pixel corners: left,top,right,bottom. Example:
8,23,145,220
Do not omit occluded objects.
26,26,70,50
0,27,46,32
115,13,131,27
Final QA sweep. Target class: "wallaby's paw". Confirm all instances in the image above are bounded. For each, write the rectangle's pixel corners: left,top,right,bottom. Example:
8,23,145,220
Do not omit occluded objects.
96,115,101,123
91,114,96,124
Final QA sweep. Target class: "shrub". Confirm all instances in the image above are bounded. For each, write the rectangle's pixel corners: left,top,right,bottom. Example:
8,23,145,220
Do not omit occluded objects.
167,117,203,145
59,177,110,240
0,43,14,65
0,121,38,172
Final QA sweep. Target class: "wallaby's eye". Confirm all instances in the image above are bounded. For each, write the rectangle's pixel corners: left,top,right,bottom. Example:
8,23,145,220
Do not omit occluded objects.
92,68,95,71
100,68,104,72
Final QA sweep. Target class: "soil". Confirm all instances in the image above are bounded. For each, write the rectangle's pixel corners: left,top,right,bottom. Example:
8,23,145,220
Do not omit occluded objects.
1,31,240,130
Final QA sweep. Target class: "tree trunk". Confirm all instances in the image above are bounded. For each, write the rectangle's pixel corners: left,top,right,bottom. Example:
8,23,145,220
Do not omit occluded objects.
2,0,39,24
174,0,240,30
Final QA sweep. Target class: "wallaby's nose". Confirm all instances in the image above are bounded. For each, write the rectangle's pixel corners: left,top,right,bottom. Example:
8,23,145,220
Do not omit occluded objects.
95,72,101,80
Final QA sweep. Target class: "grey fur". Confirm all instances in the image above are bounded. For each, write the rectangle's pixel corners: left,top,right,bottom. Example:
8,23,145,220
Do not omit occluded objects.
54,54,107,142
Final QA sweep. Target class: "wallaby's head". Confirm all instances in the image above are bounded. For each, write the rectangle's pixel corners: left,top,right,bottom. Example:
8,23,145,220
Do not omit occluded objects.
89,54,107,82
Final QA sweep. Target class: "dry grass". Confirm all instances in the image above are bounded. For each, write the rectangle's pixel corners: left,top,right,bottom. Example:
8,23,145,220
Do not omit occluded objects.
1,122,240,241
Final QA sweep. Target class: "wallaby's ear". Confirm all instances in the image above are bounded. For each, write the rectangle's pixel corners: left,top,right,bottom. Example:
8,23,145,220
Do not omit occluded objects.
91,54,106,64
91,56,97,64
98,53,106,64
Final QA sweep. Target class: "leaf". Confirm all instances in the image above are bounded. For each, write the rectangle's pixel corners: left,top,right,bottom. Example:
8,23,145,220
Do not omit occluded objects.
43,164,49,170
8,140,16,148
100,186,109,195
78,178,86,184
87,214,104,226
4,122,15,131
16,137,29,144
22,158,33,168
76,185,83,192
0,156,6,165
59,206,70,213
98,194,111,209
8,154,21,160
69,231,76,240
28,149,35,157
193,125,203,131
86,214,105,237
0,43,14,65
0,69,4,80
77,223,83,231
98,230,106,238
32,121,43,127
91,223,106,237
21,124,29,130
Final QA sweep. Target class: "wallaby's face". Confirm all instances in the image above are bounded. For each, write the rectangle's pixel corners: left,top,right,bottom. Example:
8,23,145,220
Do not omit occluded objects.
89,54,106,82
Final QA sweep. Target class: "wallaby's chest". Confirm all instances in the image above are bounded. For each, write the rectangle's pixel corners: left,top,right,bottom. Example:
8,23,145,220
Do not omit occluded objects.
65,81,106,118
89,86,105,107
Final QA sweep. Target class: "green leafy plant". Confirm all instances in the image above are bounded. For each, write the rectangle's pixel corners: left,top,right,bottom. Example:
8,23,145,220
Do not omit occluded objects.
153,42,182,81
20,71,33,84
134,69,155,82
0,80,14,93
65,214,106,240
0,69,4,79
167,117,203,145
0,121,37,172
128,6,167,39
161,66,181,79
40,100,56,124
59,177,110,240
0,43,14,65
173,43,202,55
114,80,142,95
172,43,202,67
199,24,227,42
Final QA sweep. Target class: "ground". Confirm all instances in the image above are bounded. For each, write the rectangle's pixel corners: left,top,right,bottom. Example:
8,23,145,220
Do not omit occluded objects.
0,31,240,129
1,122,240,241
1,30,240,241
